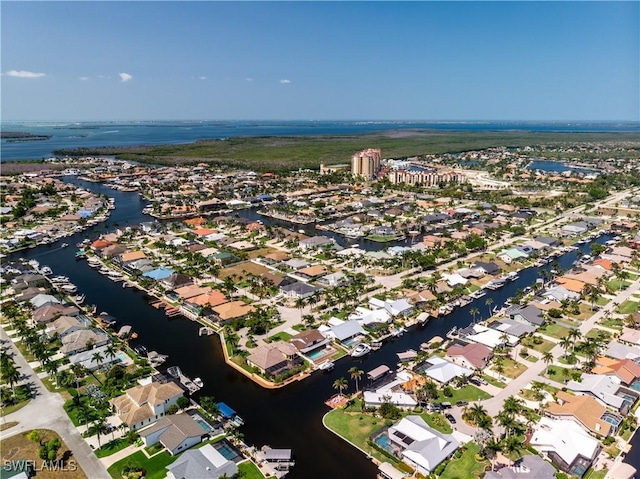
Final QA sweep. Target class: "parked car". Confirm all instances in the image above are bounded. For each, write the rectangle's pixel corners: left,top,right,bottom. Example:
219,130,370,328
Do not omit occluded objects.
455,400,468,407
427,403,444,412
445,413,456,424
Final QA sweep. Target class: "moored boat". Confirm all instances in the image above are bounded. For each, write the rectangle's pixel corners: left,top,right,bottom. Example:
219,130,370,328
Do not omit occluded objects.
351,343,371,357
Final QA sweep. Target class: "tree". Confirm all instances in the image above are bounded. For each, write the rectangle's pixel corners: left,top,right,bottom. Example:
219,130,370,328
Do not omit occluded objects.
348,367,364,393
501,435,523,465
3,363,21,399
542,351,553,366
470,307,480,323
332,377,347,396
177,396,190,410
89,416,108,448
466,403,492,428
92,351,104,370
27,430,42,446
559,337,573,358
485,297,494,316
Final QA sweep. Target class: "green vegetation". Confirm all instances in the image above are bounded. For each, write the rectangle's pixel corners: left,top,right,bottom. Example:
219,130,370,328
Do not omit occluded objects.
237,461,266,479
538,322,570,339
617,300,639,315
95,438,130,458
107,450,174,479
482,374,506,388
436,385,491,403
54,130,640,173
419,412,453,434
323,410,387,463
0,385,31,416
440,443,487,479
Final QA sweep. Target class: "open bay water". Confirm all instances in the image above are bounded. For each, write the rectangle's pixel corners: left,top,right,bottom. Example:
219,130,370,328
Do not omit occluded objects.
9,179,635,477
2,120,639,161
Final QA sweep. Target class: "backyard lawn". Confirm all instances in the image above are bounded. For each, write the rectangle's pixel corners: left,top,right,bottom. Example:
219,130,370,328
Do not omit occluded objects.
323,410,388,463
95,438,130,458
440,443,487,479
520,336,555,354
498,358,527,380
482,374,506,388
543,365,581,383
238,461,266,479
419,412,453,434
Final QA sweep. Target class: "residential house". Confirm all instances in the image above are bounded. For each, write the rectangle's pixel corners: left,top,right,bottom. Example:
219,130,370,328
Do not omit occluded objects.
60,328,110,355
211,301,254,322
472,261,501,276
530,417,600,477
386,416,459,476
592,357,640,386
289,329,330,355
298,236,334,251
139,414,208,455
246,342,300,376
484,455,555,479
68,344,122,371
420,356,473,384
369,298,414,317
110,380,184,431
317,272,347,287
364,370,418,409
325,320,366,344
47,315,86,339
29,294,60,309
498,247,528,264
509,305,545,327
446,342,492,370
546,391,620,436
542,285,581,303
280,282,321,300
32,304,80,324
165,443,238,479
567,374,638,415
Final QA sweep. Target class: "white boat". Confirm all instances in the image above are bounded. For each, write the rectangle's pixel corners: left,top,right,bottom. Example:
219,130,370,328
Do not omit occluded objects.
60,284,77,293
485,278,506,290
51,275,69,283
351,343,371,357
61,243,69,248
39,266,53,275
193,377,204,388
318,361,335,371
506,272,519,281
470,289,487,299
73,293,85,304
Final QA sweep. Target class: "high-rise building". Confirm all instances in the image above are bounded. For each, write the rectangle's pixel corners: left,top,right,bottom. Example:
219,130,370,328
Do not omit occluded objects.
351,148,381,179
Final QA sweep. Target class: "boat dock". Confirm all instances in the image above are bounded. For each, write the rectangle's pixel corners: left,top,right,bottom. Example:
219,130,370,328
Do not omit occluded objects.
199,327,215,336
166,366,201,394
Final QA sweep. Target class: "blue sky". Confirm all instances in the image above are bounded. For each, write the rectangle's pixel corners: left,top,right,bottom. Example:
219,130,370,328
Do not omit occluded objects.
2,1,638,121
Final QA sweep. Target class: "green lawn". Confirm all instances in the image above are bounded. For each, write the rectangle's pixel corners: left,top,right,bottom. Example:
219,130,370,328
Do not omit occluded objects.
107,450,175,479
600,317,624,330
498,358,527,380
440,443,487,479
437,385,491,403
265,331,292,343
419,412,453,434
323,410,388,463
543,365,581,383
238,461,266,479
0,385,32,416
520,336,556,354
95,438,130,458
482,374,506,388
617,300,639,315
539,322,570,339
585,469,607,479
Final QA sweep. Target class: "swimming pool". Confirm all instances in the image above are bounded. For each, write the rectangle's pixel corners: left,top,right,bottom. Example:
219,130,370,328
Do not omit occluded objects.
629,379,640,392
374,434,394,454
307,349,328,360
117,352,127,362
214,440,242,462
196,418,212,433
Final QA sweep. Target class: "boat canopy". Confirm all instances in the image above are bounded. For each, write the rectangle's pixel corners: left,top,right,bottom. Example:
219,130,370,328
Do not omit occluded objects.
217,402,237,418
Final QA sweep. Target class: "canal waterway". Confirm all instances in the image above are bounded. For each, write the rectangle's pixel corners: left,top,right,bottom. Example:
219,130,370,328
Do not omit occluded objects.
8,180,634,478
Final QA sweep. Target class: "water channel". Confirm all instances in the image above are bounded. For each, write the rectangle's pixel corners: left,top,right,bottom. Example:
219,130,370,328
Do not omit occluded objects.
9,179,632,478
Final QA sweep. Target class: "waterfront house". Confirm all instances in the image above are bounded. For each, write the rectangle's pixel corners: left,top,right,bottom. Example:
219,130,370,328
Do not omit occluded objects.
32,303,80,324
368,298,414,317
386,415,459,475
298,235,334,251
289,329,330,355
592,357,640,386
461,324,518,349
419,356,473,384
605,341,640,360
29,293,60,309
160,273,194,290
509,305,545,327
110,380,184,431
211,301,254,322
542,285,581,303
546,391,620,437
15,287,45,302
491,318,536,338
472,261,502,276
13,273,47,288
138,413,208,455
566,374,638,415
530,417,600,478
60,328,110,355
143,267,174,281
325,320,366,344
164,443,238,479
246,342,300,376
446,342,492,370
348,307,392,327
68,344,122,371
484,455,555,479
498,247,528,264
47,315,86,339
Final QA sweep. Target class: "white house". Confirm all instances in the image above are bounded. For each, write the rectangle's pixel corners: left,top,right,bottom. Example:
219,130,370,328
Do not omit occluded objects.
138,414,207,455
110,380,184,431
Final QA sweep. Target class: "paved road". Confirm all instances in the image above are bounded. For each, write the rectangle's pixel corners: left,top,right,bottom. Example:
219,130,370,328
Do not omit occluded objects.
0,326,111,479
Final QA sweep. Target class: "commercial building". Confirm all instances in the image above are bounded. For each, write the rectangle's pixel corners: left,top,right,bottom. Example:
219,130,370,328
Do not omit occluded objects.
351,148,382,179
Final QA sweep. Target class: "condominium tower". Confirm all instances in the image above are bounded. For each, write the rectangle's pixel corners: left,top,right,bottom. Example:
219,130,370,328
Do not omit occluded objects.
351,148,382,179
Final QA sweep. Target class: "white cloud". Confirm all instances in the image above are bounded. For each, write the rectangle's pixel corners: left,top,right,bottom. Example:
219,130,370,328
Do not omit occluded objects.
119,72,133,82
245,77,254,82
279,79,291,84
79,76,90,81
198,76,207,80
6,70,46,78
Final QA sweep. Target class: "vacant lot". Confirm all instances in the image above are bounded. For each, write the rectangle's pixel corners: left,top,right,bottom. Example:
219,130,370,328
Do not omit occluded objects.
1,430,87,479
219,261,272,280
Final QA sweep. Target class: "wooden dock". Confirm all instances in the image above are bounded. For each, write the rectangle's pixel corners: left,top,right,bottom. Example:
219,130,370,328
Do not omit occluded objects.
166,366,201,394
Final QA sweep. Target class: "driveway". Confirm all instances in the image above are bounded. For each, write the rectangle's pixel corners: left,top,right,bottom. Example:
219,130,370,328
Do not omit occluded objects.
0,325,111,479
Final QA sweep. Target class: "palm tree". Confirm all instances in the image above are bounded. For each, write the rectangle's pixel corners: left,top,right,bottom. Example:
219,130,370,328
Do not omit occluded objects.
332,377,348,396
502,396,524,417
90,416,108,448
485,297,494,316
104,344,117,363
501,435,523,465
559,337,573,358
92,351,104,370
466,403,492,428
348,367,364,393
3,363,20,399
542,351,553,366
470,307,480,323
567,328,581,346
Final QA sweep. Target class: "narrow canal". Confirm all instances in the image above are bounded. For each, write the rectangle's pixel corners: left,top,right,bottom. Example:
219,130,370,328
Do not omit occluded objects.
9,180,630,478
